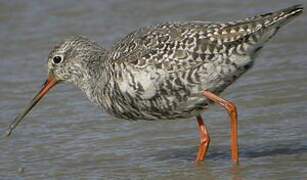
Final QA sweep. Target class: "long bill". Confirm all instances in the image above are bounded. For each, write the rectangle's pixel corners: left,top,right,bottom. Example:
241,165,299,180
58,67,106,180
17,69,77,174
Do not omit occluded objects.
6,75,59,137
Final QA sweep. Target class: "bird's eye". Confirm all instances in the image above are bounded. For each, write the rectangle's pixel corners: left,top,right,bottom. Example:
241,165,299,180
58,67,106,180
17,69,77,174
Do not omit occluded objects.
52,56,62,64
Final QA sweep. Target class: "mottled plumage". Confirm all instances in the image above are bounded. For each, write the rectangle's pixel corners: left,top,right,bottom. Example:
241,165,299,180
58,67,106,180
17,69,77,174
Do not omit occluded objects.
46,5,302,120
6,5,303,163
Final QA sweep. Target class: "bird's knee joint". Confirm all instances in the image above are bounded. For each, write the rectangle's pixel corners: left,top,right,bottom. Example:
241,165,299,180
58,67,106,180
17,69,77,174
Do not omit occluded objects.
225,101,237,113
200,136,211,145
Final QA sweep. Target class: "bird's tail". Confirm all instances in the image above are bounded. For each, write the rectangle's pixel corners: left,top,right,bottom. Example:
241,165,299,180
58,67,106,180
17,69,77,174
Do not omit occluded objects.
247,4,303,46
220,4,303,56
220,5,303,44
255,4,303,29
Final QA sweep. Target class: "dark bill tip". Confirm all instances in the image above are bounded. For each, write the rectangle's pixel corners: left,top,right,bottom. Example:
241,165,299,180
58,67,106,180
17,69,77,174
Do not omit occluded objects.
6,76,58,137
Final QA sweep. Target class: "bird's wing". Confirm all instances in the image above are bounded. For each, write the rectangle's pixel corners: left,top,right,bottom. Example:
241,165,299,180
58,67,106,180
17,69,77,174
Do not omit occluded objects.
109,21,223,72
109,5,303,73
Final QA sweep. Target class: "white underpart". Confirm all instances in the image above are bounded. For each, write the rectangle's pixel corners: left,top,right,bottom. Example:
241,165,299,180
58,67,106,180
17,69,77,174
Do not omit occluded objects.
134,71,156,99
229,53,252,67
118,67,163,99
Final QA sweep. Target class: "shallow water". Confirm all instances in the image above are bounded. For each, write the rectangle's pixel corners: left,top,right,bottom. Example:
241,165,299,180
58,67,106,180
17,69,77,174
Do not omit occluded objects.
1,0,307,179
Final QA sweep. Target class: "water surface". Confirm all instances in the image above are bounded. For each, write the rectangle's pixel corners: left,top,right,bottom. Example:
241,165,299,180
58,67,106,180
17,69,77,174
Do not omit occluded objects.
0,0,307,179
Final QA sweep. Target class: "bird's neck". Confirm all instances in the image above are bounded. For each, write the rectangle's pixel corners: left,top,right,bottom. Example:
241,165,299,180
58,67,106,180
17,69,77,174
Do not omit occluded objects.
73,51,111,105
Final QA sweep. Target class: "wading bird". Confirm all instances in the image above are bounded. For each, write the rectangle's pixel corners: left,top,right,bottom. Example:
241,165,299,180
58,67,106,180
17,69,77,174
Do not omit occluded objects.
7,5,303,164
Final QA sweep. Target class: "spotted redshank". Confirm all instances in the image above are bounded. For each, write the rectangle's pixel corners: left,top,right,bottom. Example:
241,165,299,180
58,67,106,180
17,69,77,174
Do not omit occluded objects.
6,5,303,164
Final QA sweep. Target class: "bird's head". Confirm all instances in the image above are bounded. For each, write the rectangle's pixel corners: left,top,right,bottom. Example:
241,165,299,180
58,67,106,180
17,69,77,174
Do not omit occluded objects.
48,36,104,83
6,36,106,136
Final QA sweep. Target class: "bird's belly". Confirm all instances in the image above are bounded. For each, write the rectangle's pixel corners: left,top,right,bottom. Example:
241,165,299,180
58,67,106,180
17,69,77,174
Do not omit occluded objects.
103,55,253,120
104,95,210,120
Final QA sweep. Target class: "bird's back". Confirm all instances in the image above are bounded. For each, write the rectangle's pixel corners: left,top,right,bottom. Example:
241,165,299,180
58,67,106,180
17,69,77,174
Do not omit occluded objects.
99,5,303,120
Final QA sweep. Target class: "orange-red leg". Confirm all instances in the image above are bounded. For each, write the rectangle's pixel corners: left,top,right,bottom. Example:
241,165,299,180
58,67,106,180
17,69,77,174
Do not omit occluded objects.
203,90,239,164
195,115,211,161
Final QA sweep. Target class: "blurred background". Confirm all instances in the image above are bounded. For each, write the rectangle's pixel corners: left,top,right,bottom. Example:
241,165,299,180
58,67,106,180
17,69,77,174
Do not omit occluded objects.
0,0,306,179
